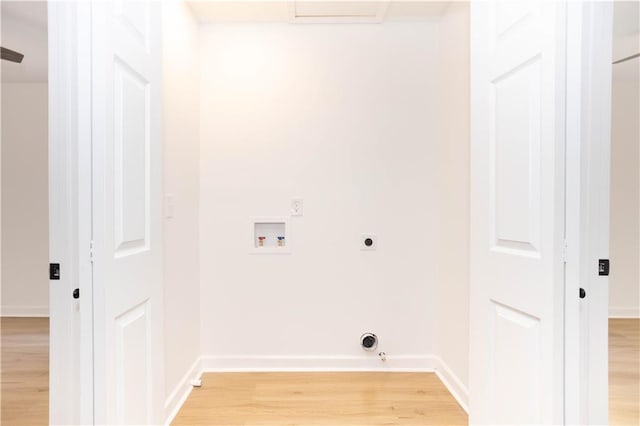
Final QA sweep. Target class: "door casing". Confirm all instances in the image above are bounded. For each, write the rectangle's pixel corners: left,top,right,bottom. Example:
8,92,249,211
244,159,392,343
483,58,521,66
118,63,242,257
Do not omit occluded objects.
48,2,94,424
564,2,613,424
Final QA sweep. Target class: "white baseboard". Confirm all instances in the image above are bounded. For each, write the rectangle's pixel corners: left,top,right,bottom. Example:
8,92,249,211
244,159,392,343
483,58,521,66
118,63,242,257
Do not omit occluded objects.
164,357,203,426
1,305,49,317
609,307,640,318
200,354,438,372
433,356,469,413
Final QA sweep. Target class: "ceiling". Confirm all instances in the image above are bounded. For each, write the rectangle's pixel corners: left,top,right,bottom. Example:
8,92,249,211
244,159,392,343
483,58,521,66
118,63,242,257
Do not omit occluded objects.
0,1,636,83
187,1,450,23
613,1,640,62
1,1,48,83
614,0,640,36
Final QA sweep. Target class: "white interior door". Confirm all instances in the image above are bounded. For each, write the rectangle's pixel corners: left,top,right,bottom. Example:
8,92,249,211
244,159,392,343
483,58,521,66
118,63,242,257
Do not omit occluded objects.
91,0,164,423
469,1,566,424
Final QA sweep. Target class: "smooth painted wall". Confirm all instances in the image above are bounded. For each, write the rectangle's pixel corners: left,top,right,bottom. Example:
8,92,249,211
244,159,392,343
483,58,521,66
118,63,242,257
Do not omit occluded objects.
1,83,49,316
199,23,441,363
609,36,639,318
162,0,201,411
437,2,470,393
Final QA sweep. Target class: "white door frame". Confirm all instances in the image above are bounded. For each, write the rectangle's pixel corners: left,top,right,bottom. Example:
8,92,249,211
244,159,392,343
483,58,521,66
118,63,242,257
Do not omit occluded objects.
50,1,167,422
564,2,613,424
48,2,94,424
469,1,613,423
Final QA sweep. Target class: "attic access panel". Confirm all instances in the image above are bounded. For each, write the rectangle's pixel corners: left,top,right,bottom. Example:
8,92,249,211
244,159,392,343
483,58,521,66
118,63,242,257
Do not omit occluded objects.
291,1,390,23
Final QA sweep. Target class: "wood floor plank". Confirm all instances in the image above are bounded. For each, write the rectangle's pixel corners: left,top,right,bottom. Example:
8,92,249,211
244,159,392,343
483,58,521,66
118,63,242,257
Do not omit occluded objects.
172,372,468,425
609,318,640,426
0,317,49,426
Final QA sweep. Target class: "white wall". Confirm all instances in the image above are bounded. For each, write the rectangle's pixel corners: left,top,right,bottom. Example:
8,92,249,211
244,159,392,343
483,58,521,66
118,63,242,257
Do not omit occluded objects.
162,0,201,417
609,36,639,318
436,1,470,399
199,23,441,366
1,83,49,316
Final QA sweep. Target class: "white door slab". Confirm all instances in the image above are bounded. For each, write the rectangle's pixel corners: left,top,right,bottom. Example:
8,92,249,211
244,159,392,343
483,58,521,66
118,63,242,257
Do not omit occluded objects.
91,0,164,423
470,1,566,423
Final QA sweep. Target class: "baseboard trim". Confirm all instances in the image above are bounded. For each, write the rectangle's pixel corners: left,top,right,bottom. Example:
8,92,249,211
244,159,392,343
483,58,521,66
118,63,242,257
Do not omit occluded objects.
1,305,49,317
609,307,640,318
164,357,202,426
433,356,469,413
200,354,438,372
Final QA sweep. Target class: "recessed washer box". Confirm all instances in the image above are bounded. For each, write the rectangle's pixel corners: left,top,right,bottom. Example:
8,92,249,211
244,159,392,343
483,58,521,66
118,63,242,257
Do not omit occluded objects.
250,217,290,254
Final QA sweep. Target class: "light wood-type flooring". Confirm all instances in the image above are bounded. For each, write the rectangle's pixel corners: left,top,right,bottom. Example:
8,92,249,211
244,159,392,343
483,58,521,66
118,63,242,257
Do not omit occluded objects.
609,318,640,425
1,317,49,425
172,372,467,425
1,317,638,425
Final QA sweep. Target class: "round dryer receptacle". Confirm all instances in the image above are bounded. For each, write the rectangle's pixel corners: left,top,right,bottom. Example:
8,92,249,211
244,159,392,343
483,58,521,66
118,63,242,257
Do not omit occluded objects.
360,333,378,351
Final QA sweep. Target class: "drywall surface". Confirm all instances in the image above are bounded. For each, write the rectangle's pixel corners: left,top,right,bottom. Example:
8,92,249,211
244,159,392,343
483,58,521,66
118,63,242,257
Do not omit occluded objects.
199,22,441,363
162,0,201,412
1,83,49,316
609,43,639,318
436,2,470,391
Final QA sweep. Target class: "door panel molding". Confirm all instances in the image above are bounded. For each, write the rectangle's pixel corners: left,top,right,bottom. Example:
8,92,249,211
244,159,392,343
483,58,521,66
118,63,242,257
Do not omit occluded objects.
91,0,164,423
470,1,566,423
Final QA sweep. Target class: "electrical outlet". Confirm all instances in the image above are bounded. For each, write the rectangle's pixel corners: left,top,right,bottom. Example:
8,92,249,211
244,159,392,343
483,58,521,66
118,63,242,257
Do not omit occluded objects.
165,194,175,219
291,198,303,216
361,234,377,251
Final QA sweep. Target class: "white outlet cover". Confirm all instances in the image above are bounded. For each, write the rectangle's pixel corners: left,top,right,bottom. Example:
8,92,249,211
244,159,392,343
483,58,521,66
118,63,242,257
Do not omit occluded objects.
291,198,303,216
164,194,175,219
361,234,377,250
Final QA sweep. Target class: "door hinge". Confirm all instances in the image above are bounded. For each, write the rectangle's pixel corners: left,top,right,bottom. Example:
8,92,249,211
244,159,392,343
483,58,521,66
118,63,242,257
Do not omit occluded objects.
89,240,95,263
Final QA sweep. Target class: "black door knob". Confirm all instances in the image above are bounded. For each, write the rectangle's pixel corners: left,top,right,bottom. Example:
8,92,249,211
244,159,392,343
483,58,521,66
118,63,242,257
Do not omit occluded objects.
579,288,586,299
73,288,80,299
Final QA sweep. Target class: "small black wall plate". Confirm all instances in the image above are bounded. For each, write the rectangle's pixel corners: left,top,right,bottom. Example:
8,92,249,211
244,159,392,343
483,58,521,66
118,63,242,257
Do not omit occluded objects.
50,263,60,280
598,259,610,276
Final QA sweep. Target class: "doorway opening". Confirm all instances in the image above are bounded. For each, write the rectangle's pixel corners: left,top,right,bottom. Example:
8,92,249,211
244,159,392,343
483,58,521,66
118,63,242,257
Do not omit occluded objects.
609,2,639,425
1,2,50,425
